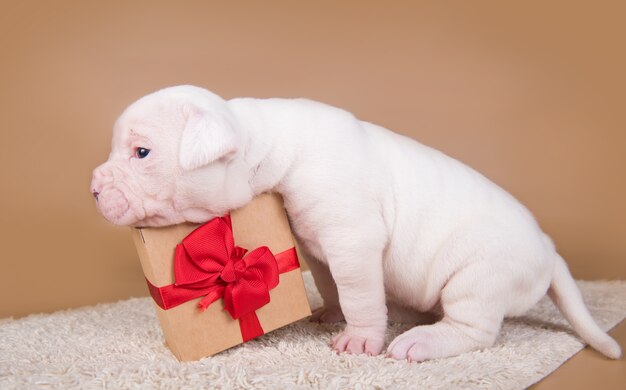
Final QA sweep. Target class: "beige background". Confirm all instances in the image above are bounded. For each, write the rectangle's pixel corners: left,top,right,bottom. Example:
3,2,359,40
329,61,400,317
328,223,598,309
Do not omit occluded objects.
1,1,625,321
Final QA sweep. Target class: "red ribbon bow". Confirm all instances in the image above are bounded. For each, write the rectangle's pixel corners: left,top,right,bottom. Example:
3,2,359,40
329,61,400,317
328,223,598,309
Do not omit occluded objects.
145,214,299,341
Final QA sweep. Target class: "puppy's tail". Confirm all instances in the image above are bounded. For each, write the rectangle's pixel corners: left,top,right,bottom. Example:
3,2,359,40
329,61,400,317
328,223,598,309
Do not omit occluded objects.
548,254,622,359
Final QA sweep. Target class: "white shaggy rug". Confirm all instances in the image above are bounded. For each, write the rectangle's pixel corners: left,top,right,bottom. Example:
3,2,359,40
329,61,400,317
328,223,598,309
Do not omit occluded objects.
1,272,625,389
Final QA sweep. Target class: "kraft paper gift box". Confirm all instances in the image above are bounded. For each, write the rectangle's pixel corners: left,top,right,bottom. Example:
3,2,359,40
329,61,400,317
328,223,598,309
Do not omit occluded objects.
131,193,311,361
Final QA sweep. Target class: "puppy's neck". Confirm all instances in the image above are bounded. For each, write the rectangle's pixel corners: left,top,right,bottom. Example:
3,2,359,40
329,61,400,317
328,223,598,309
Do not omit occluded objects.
228,98,301,196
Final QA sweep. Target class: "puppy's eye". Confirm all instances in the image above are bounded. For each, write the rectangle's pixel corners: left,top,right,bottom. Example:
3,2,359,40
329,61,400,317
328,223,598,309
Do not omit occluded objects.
135,147,150,159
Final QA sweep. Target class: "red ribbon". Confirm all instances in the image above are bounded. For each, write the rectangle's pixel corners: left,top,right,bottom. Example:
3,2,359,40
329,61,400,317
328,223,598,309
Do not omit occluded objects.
145,214,300,342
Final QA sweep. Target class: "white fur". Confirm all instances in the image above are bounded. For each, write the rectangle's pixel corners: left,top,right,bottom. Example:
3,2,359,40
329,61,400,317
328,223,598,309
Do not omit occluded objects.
91,85,621,361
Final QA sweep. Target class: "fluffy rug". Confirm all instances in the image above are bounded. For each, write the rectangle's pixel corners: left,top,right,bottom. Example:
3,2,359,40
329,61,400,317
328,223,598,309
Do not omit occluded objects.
1,272,625,389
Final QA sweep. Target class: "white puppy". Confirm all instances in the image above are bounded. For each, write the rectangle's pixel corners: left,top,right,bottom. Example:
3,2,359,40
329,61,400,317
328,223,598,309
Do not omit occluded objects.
91,85,621,361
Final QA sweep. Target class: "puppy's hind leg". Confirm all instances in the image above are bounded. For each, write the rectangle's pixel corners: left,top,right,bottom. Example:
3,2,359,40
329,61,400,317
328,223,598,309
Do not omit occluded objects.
387,262,507,362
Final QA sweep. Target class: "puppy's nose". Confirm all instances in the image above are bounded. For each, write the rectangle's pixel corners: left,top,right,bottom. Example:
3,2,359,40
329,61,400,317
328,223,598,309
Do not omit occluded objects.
92,190,100,201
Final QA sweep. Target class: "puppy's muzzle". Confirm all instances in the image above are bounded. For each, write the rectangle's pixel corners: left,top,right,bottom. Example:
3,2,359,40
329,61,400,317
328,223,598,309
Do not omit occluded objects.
95,187,131,224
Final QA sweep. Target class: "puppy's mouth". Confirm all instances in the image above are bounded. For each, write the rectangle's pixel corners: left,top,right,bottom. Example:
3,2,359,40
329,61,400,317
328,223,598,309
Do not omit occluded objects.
133,215,174,228
132,206,191,227
96,186,145,226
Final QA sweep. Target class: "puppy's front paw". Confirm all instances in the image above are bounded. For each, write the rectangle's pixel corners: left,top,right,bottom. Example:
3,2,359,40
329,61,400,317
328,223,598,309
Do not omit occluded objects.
386,327,434,362
310,306,345,323
331,325,385,356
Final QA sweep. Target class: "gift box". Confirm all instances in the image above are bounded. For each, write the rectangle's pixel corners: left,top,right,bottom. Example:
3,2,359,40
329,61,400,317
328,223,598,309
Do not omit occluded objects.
130,193,311,361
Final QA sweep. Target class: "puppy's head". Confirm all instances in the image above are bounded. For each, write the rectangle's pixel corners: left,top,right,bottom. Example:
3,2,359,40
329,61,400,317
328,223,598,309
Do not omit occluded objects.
91,85,250,227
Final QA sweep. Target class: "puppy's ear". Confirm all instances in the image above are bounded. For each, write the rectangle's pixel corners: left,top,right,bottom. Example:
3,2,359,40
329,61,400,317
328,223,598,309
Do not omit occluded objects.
179,107,239,171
